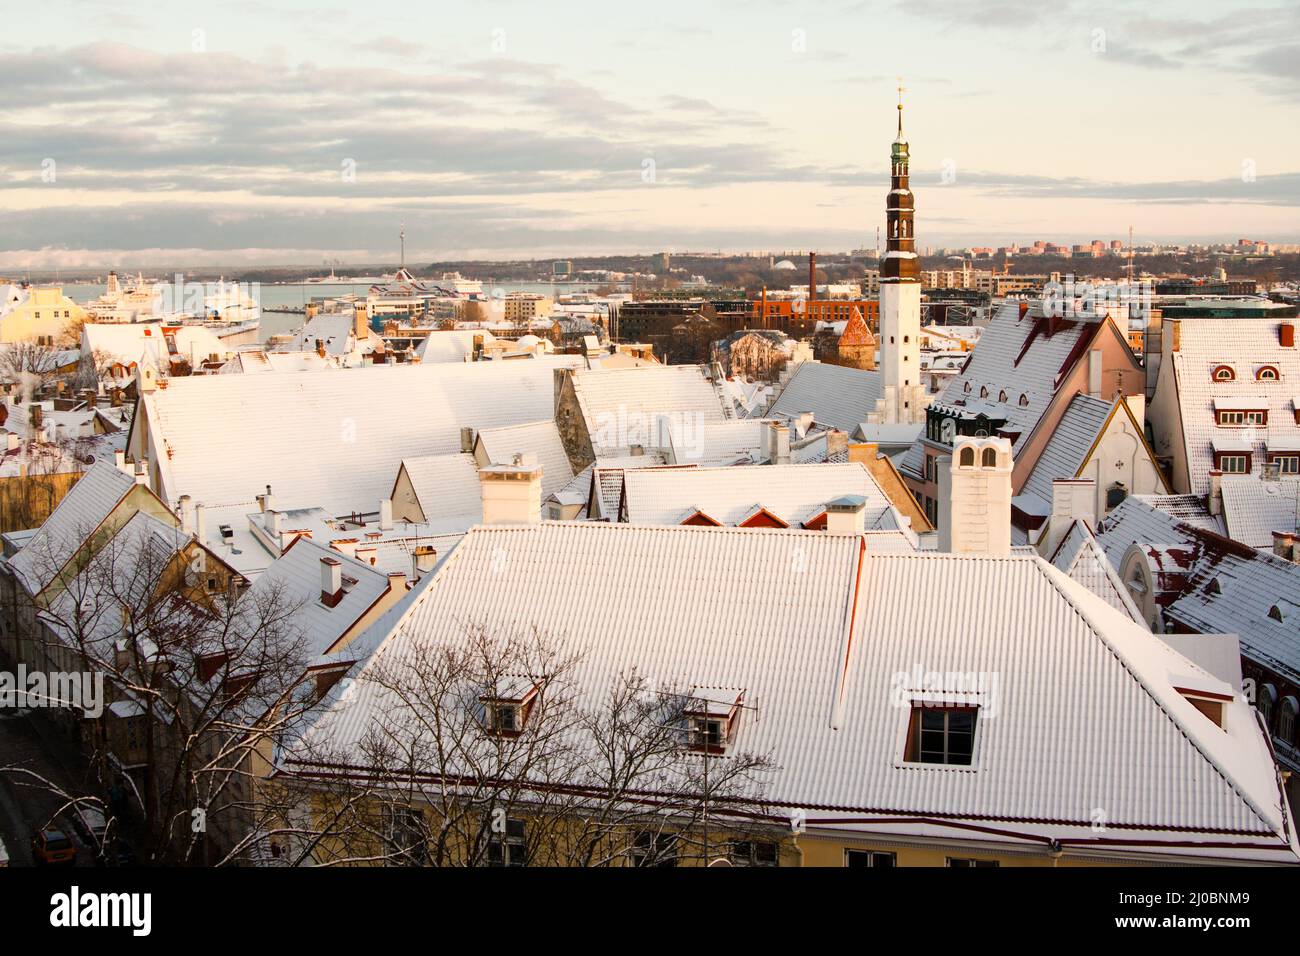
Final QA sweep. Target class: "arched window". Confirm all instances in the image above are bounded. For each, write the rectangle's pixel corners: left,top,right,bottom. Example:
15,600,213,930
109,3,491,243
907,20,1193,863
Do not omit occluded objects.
1018,394,1029,407
959,447,975,467
998,390,1007,402
1212,365,1235,382
963,382,972,393
1279,697,1298,746
1259,683,1278,729
981,447,997,467
1257,365,1280,381
979,386,988,398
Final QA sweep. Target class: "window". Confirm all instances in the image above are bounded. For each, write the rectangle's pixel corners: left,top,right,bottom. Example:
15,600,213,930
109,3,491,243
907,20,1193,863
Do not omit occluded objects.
731,841,779,867
689,715,725,751
958,447,975,467
846,849,895,868
947,857,999,868
998,390,1007,402
486,702,520,734
979,386,988,398
487,818,527,867
981,447,997,467
905,706,977,765
630,831,678,867
1269,604,1284,622
1272,455,1299,474
384,807,428,866
963,382,971,393
1256,365,1280,381
1018,394,1029,407
1216,454,1248,473
1278,697,1298,746
1212,365,1235,381
1216,410,1265,426
480,678,542,736
1259,684,1278,729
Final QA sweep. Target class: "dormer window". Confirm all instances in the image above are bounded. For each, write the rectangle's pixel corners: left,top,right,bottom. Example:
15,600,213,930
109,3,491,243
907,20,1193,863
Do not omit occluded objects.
1205,576,1222,596
684,688,744,754
480,677,543,736
1175,686,1231,730
1256,365,1280,382
997,389,1007,402
1269,604,1284,622
904,705,978,765
1212,365,1235,382
963,382,971,393
979,386,988,398
1018,393,1029,407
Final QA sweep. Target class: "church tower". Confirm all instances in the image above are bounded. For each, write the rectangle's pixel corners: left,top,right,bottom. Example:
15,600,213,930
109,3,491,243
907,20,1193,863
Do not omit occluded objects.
870,86,930,426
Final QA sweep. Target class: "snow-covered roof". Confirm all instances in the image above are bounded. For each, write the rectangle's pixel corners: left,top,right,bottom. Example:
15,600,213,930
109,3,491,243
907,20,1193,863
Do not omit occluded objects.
619,462,904,530
901,301,1112,479
569,365,732,455
7,460,139,596
414,329,495,364
134,362,564,517
768,362,882,434
394,454,483,532
1220,475,1300,550
82,322,230,372
221,349,331,374
288,522,1296,862
1167,318,1300,495
474,420,574,500
1094,494,1224,568
1048,519,1145,623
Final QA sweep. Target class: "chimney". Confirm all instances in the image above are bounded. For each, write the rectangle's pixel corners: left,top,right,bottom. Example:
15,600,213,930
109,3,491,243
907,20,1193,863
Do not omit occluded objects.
259,485,275,514
412,545,438,576
6,433,18,452
825,495,867,534
808,252,817,307
938,437,1013,555
479,453,543,524
460,427,475,454
28,404,42,431
134,459,149,486
848,442,878,465
767,422,790,465
386,571,407,593
1087,348,1103,398
826,428,849,460
1039,478,1095,558
354,305,369,342
794,411,814,438
320,556,343,606
1207,469,1223,517
178,494,195,535
379,498,394,531
194,503,206,543
268,510,284,537
1281,320,1295,349
1272,531,1299,564
114,449,129,473
332,538,358,560
138,365,157,394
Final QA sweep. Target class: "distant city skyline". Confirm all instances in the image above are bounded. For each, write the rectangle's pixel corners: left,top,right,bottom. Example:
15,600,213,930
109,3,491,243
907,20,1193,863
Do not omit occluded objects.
3,0,1299,268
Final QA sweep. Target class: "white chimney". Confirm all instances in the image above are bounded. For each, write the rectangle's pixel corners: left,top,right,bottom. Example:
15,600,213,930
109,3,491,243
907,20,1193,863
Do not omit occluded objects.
386,571,407,592
1207,469,1223,516
825,495,867,534
178,494,195,535
134,459,149,486
114,449,129,474
1039,478,1095,558
379,498,394,531
194,503,206,543
939,437,1013,555
268,510,284,536
6,433,18,452
332,539,358,560
768,422,790,465
1272,531,1299,564
479,454,543,524
320,556,343,603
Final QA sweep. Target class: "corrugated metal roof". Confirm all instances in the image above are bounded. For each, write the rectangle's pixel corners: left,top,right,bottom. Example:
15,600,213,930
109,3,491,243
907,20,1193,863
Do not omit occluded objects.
138,361,563,516
1221,475,1300,549
396,453,482,532
620,462,897,528
769,363,883,434
1019,395,1114,511
474,420,574,499
1050,519,1145,623
290,522,1292,855
570,365,732,455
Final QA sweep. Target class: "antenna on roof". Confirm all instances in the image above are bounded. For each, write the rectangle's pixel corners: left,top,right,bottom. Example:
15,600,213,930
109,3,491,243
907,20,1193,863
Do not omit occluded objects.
1127,225,1134,284
400,222,406,271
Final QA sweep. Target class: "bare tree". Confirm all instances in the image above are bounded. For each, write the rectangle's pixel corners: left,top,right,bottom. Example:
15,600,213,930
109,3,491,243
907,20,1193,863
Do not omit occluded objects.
276,624,781,867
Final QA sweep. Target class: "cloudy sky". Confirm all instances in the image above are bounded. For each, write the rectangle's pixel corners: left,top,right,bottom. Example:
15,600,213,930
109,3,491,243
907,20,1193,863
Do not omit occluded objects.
3,0,1299,268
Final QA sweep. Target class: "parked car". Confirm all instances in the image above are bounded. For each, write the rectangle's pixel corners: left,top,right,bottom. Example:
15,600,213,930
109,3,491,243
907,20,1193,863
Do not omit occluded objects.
71,806,109,853
31,828,76,866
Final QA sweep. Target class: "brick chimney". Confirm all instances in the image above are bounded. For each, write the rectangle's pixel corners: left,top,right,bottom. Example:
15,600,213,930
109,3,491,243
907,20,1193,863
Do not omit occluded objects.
939,437,1013,555
1272,531,1299,564
479,454,543,524
1281,320,1295,349
353,305,369,343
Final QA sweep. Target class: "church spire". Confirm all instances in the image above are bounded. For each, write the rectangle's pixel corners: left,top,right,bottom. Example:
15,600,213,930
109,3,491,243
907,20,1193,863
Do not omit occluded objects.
882,87,918,284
